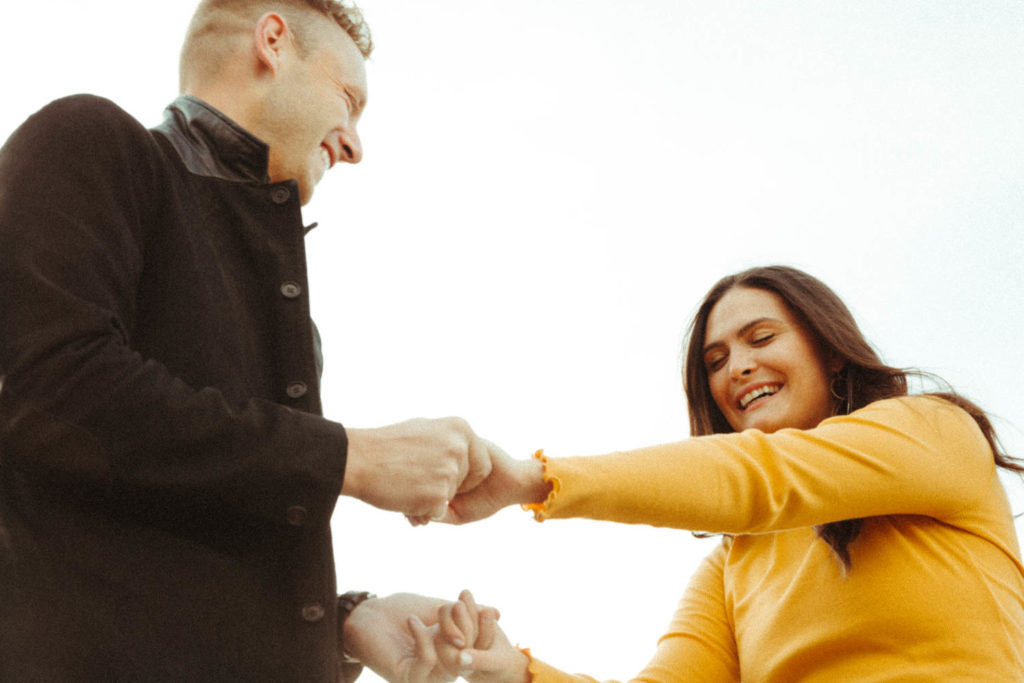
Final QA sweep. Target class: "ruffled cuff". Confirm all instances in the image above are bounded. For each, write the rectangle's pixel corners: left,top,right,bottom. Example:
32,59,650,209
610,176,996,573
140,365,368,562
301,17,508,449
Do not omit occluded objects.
520,646,542,682
521,449,560,521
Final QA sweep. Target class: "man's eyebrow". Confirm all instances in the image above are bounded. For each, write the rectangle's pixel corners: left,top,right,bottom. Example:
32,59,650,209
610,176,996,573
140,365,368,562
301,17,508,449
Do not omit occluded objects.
702,317,781,355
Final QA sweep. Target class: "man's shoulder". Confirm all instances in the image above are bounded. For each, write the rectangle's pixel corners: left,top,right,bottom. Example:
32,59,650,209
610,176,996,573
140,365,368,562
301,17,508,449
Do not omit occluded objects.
2,94,170,188
27,94,151,145
32,94,141,127
6,95,159,159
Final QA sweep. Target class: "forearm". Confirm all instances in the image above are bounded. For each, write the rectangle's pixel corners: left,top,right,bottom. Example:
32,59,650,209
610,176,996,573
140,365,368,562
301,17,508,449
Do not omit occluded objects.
512,550,737,683
0,342,348,524
530,397,992,533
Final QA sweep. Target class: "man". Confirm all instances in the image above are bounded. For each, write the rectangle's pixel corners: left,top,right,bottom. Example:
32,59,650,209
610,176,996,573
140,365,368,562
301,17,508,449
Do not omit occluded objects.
0,0,497,680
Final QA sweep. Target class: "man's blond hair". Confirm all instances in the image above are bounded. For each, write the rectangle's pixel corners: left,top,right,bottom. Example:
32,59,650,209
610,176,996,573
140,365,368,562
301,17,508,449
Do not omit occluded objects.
180,0,373,90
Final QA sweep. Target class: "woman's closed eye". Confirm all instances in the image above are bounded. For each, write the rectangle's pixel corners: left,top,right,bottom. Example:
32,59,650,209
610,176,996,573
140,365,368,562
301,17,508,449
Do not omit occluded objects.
706,353,728,372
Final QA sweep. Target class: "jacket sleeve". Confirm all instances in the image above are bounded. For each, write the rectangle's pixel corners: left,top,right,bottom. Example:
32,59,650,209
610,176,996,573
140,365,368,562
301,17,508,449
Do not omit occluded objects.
0,95,347,527
530,396,994,534
524,544,738,683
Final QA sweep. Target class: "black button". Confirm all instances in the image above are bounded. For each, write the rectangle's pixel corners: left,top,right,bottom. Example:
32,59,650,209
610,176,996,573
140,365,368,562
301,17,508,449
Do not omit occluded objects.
286,382,308,399
280,282,302,299
271,187,291,204
286,505,308,526
301,603,325,623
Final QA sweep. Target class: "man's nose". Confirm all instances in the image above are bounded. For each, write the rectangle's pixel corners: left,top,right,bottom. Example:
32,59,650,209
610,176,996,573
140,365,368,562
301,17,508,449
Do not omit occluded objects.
338,129,363,164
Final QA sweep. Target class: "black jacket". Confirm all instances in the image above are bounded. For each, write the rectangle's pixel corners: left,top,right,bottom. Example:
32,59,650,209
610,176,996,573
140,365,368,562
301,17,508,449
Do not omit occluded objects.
0,94,353,681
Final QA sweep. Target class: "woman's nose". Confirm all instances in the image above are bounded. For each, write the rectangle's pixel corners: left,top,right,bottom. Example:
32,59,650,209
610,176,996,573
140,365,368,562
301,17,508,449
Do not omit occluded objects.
729,350,756,380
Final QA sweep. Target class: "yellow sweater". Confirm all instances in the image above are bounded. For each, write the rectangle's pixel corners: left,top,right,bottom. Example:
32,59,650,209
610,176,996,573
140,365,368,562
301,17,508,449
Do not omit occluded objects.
525,396,1024,682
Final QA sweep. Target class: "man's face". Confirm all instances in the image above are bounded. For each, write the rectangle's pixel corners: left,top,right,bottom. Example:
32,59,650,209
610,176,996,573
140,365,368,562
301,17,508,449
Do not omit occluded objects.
262,21,367,205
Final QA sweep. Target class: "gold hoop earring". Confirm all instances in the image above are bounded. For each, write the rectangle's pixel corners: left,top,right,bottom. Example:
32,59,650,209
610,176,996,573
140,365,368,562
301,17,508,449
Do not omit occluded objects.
830,373,851,415
830,375,845,401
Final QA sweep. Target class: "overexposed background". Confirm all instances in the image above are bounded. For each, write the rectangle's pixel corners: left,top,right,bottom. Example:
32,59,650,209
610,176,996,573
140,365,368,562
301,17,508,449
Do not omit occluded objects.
3,1,1023,679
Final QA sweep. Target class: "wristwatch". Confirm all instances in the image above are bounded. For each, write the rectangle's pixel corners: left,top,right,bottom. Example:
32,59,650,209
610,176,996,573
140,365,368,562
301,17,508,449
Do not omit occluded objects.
337,591,377,663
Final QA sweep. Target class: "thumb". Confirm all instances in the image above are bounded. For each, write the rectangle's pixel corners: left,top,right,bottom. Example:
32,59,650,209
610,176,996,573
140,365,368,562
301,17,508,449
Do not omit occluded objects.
458,437,494,493
431,493,473,525
443,486,506,526
427,499,450,522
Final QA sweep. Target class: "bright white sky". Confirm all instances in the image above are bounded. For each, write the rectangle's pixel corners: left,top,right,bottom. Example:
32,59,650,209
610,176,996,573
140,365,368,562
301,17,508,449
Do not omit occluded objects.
3,1,1023,679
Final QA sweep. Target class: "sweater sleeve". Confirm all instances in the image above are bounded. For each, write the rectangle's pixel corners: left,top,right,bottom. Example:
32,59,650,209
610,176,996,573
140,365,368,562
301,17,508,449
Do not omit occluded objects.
529,396,994,533
524,544,738,683
0,96,347,527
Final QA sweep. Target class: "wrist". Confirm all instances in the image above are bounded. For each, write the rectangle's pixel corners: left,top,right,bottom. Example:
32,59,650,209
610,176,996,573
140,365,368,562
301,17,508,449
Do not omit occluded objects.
509,646,532,683
338,591,377,662
514,455,550,506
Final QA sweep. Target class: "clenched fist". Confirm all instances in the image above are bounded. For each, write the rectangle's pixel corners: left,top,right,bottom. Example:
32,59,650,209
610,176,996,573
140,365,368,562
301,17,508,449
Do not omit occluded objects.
342,417,501,518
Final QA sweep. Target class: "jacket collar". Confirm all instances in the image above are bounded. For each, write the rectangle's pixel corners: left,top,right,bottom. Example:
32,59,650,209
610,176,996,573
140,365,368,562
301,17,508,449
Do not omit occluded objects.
153,95,270,183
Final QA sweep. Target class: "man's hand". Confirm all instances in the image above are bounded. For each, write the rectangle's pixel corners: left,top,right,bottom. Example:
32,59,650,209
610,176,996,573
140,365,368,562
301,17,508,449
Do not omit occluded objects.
342,592,497,683
342,417,497,518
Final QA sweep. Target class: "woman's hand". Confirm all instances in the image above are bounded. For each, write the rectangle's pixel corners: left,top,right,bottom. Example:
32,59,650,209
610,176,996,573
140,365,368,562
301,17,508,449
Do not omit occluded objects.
431,590,492,673
434,590,530,683
408,450,550,526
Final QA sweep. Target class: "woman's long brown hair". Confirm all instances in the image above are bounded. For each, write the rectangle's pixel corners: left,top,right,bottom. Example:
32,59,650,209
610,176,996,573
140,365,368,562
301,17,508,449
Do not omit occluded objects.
682,265,1024,570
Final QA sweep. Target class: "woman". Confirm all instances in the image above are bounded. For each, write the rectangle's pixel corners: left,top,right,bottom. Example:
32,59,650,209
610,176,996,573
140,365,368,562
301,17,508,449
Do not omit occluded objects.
425,265,1024,681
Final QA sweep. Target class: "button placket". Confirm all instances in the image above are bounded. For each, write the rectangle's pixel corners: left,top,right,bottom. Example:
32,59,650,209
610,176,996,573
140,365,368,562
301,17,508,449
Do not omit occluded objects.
271,200,318,411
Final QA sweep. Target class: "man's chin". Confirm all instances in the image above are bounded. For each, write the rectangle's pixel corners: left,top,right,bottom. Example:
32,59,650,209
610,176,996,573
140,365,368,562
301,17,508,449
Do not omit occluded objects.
297,181,316,206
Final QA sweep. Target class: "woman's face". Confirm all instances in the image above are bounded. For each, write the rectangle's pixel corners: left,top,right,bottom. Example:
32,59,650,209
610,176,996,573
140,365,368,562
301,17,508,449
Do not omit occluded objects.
702,287,839,433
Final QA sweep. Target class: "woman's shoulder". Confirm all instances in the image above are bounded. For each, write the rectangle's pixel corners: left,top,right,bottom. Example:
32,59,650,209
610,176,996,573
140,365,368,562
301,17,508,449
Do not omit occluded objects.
853,394,976,424
845,394,992,461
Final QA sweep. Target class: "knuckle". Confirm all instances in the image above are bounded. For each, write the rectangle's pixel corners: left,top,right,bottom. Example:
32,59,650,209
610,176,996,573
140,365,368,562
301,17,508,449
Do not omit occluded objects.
447,415,470,430
441,416,472,440
438,461,461,487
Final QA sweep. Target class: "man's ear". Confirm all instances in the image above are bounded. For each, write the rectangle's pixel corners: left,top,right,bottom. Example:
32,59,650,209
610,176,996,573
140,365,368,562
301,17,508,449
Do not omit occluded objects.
253,12,292,74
